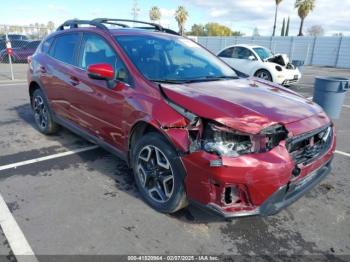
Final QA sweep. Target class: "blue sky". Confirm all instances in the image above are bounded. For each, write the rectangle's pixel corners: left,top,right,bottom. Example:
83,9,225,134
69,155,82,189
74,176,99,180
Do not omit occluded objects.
1,0,349,36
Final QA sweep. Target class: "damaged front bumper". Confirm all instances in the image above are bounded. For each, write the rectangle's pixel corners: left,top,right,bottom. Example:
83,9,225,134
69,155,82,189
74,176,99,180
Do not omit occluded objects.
277,69,301,86
206,157,332,218
181,125,335,218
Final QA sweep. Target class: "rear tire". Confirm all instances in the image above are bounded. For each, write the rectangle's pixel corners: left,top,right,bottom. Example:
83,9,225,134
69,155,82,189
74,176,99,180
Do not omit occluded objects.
255,69,272,82
31,89,59,135
131,132,188,213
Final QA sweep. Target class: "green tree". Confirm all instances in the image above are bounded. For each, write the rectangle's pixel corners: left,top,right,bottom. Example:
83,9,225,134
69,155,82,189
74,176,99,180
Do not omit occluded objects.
39,23,48,38
188,23,243,36
273,0,283,36
281,18,285,36
175,6,188,35
47,21,55,32
149,6,161,23
205,23,232,36
307,25,324,36
285,17,290,36
295,0,316,36
189,24,206,36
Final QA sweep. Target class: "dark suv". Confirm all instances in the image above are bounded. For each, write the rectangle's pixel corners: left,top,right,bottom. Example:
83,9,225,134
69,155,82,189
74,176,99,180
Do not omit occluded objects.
27,19,335,217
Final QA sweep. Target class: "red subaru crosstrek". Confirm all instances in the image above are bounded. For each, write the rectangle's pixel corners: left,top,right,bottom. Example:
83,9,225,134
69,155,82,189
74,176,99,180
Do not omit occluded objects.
27,19,335,217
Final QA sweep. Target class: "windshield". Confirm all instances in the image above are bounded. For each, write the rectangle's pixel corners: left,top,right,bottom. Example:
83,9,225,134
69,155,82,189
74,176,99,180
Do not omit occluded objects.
253,47,273,60
115,35,237,83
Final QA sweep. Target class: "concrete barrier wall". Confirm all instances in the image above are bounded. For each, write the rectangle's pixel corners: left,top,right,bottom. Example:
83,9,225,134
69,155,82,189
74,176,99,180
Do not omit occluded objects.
195,36,350,68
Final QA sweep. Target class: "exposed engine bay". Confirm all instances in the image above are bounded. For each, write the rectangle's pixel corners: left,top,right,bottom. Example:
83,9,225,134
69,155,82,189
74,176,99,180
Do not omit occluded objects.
267,54,295,69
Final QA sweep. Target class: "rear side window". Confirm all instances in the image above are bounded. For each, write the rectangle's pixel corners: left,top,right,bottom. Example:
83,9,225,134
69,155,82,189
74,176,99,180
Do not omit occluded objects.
232,47,255,60
41,38,53,53
51,34,80,65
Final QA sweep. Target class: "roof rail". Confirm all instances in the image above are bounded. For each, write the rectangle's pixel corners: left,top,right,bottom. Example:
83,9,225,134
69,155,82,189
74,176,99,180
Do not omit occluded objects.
56,19,109,31
92,18,180,35
56,18,180,36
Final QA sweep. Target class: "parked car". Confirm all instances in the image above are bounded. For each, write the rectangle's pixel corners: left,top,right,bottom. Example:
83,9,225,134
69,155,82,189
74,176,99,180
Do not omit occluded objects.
0,40,40,63
27,19,335,218
0,39,29,51
217,44,302,86
0,34,29,41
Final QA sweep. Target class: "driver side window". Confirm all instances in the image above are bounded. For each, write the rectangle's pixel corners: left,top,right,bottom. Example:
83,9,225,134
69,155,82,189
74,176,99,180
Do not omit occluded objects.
79,33,129,83
218,47,234,58
232,47,255,60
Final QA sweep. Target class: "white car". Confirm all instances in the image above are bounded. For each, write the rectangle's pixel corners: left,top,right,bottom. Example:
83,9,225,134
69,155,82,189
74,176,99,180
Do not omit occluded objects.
217,44,302,86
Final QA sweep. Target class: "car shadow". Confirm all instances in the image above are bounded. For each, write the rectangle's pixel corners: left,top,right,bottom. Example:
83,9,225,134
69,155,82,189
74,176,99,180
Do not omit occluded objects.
6,103,226,224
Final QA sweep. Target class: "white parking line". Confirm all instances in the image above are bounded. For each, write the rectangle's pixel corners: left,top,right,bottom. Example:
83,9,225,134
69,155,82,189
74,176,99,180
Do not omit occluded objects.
343,105,350,108
0,79,26,82
335,150,350,157
0,145,99,172
0,193,38,262
0,83,27,86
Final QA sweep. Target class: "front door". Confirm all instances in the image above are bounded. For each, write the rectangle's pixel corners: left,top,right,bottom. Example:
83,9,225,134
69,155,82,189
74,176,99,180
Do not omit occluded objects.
68,32,132,150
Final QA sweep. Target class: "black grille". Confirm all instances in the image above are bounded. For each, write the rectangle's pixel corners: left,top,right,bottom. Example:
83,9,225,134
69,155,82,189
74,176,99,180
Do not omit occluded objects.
286,125,333,165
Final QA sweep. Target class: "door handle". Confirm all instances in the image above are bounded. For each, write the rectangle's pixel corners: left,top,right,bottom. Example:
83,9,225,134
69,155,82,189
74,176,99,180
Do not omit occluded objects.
39,66,47,73
69,76,80,86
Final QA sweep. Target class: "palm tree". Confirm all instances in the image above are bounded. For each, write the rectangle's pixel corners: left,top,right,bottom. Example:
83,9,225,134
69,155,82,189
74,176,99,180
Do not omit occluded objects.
149,6,161,24
295,0,316,36
175,6,188,35
272,0,283,36
47,21,55,33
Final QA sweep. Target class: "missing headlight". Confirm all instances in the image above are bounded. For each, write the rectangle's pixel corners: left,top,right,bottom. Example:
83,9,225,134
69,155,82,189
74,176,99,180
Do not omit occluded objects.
260,124,288,151
202,122,253,157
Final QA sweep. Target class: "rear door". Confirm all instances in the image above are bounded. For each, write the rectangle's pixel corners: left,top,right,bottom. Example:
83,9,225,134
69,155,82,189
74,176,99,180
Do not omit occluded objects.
67,32,132,149
42,33,82,122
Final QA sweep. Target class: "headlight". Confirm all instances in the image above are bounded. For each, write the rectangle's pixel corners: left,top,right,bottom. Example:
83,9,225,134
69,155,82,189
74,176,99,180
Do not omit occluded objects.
202,122,253,157
202,122,288,157
275,65,283,71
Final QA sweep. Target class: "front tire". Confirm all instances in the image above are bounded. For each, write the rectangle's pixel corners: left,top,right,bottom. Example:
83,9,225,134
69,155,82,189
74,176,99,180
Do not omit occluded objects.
131,132,188,213
255,69,273,82
31,89,58,135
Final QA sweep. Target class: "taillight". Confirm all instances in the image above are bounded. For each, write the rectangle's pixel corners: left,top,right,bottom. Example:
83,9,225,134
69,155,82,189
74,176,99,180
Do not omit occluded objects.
27,56,33,71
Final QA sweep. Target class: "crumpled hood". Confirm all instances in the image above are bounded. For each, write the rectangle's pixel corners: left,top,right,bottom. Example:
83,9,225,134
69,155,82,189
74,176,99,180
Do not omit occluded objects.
161,78,327,134
266,53,291,67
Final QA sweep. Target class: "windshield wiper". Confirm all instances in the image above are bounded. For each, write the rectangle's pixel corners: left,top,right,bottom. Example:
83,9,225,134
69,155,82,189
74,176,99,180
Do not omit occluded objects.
181,75,238,83
150,79,187,84
150,76,238,84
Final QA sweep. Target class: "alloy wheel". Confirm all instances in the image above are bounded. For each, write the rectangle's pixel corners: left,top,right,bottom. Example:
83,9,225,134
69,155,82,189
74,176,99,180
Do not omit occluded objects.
136,145,175,203
257,71,271,80
33,95,48,130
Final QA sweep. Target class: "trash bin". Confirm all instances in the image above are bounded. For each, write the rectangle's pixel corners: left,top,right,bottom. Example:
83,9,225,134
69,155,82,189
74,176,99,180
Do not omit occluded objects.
313,77,349,119
292,60,305,73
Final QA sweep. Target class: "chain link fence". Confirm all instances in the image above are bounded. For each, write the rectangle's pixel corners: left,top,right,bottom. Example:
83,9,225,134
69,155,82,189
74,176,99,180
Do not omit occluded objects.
0,24,54,80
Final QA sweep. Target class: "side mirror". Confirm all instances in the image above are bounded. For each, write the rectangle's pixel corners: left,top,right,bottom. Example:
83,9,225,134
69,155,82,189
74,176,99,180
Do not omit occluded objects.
87,63,114,81
248,55,256,61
